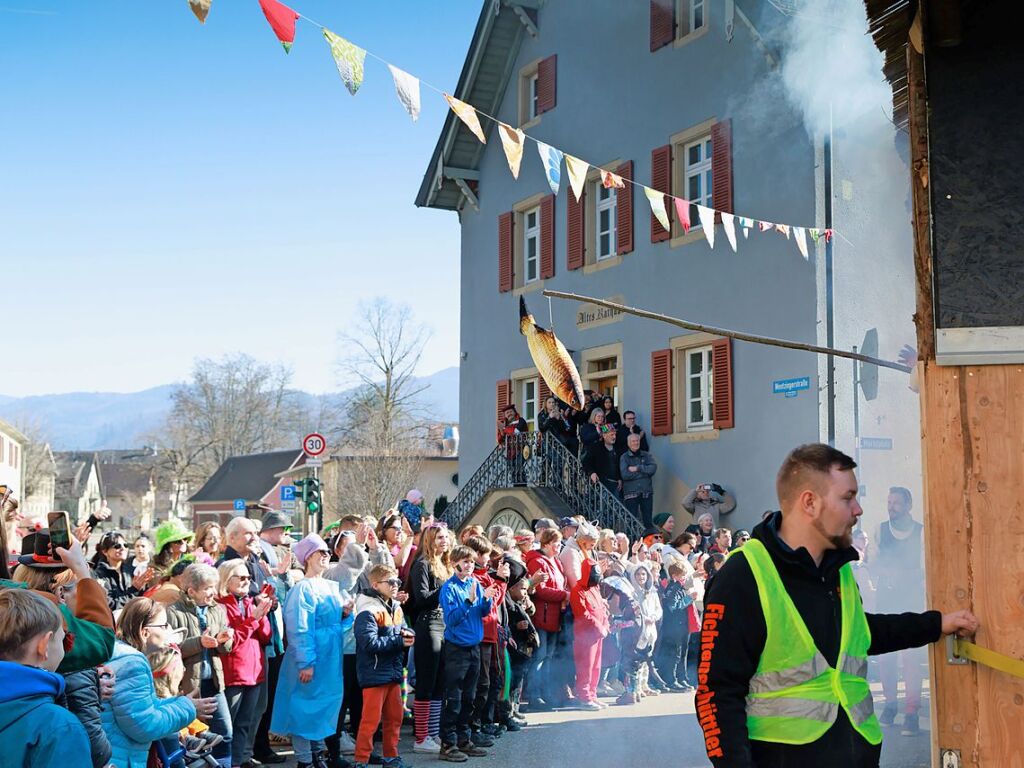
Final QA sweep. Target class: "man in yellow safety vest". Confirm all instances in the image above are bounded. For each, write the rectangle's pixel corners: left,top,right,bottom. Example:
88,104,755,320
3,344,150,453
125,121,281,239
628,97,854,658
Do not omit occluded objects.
697,443,978,766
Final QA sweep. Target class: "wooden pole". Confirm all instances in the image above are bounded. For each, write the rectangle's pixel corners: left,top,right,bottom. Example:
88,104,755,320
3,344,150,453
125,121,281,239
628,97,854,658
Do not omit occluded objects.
541,290,913,373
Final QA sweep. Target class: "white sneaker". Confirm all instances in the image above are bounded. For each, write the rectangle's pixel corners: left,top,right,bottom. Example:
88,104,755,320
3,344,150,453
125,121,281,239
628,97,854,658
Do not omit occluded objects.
338,731,357,755
414,738,441,754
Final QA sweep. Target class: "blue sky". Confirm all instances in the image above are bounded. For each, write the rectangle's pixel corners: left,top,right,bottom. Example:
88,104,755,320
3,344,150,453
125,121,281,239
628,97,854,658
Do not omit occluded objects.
1,1,476,397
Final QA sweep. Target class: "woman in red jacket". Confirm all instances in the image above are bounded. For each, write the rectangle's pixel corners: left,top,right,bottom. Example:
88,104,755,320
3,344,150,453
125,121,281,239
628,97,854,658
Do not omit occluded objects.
524,529,569,709
216,559,272,768
571,557,609,710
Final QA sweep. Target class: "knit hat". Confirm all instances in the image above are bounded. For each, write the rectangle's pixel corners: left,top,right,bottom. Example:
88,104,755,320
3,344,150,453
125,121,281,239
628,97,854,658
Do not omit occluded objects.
292,533,330,567
154,519,193,555
641,525,664,540
405,489,424,505
260,510,293,531
504,556,528,587
653,512,672,528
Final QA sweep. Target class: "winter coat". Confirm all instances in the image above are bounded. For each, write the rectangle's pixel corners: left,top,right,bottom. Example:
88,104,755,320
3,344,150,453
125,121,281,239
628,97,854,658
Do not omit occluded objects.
325,544,366,654
659,580,695,643
406,556,446,626
627,563,661,650
219,546,270,598
91,559,142,611
570,559,610,638
558,537,587,589
100,641,196,768
506,594,540,660
439,574,492,647
578,422,602,450
523,549,568,632
353,590,407,687
271,577,352,741
63,667,113,767
216,593,272,687
0,661,91,768
471,565,508,644
681,488,736,527
619,449,657,497
699,512,942,768
165,594,232,694
582,442,621,483
537,409,574,447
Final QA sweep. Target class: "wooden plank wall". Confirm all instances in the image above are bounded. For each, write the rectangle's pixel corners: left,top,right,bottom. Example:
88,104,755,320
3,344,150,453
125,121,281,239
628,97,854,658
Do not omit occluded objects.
921,363,1024,766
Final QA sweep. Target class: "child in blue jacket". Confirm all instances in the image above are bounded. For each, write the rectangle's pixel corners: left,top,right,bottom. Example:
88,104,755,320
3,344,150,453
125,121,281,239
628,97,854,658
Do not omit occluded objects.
438,545,495,762
0,589,90,766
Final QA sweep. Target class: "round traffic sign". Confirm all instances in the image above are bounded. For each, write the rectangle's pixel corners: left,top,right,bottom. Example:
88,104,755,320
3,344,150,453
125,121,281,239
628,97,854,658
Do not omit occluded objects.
302,432,327,456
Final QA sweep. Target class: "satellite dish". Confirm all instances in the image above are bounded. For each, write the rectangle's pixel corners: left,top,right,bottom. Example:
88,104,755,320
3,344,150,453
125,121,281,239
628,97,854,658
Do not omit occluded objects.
860,328,879,402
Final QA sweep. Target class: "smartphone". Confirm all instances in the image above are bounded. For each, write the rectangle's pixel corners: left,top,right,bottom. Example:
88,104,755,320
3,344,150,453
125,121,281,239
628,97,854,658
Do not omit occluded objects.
47,511,72,551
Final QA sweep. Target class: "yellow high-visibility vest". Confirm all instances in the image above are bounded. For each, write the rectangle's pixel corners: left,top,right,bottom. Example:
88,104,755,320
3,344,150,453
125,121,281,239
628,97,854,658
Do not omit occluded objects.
739,538,882,746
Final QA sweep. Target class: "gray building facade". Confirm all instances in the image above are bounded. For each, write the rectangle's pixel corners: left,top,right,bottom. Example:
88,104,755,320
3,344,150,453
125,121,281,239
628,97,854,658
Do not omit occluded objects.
418,0,918,532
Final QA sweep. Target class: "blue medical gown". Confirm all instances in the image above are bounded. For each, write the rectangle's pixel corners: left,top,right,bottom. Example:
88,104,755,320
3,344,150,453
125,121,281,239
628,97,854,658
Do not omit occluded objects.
270,576,353,740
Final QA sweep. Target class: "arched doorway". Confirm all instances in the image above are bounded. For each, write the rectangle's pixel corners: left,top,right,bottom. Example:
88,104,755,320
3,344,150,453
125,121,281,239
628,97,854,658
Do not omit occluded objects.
488,507,531,532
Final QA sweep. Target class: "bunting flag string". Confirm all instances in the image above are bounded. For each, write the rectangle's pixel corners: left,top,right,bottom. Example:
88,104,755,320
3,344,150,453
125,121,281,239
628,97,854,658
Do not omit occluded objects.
498,123,525,179
258,0,299,52
194,2,836,260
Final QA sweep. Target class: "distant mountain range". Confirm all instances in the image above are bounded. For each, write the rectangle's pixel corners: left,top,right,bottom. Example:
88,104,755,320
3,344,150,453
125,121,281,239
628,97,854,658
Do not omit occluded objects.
0,366,459,451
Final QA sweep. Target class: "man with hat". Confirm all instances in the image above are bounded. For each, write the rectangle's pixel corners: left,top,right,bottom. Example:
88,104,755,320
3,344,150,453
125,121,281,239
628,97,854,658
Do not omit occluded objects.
557,517,578,547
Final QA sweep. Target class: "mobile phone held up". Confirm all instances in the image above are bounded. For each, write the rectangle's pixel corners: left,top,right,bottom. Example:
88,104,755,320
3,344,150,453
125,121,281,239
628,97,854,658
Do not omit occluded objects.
47,511,72,551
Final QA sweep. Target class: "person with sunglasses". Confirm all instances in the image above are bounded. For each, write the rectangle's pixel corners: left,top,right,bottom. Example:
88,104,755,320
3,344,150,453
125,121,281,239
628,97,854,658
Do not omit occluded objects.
91,531,155,612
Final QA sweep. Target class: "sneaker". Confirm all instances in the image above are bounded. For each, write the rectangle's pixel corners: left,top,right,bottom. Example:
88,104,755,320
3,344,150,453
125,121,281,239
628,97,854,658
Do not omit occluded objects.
413,738,440,754
338,731,357,755
480,723,502,738
615,692,638,706
382,758,409,768
510,715,528,727
439,745,467,763
578,700,602,711
369,753,384,766
181,735,210,754
253,749,286,764
469,731,493,747
504,719,522,732
878,704,898,726
457,742,488,758
900,713,921,736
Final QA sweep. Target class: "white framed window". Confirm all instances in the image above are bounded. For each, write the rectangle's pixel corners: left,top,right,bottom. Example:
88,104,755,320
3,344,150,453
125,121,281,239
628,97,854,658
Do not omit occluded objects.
686,345,714,429
691,0,705,31
675,0,706,37
684,135,713,229
523,206,540,283
528,73,539,121
521,378,538,428
595,183,617,260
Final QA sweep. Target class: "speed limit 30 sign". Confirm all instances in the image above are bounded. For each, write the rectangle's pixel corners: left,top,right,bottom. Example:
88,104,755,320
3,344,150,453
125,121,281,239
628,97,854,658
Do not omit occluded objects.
302,433,327,456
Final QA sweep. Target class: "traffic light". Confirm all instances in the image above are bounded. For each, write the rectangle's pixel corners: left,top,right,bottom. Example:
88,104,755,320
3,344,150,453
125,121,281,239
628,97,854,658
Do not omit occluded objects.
294,477,310,504
306,476,321,515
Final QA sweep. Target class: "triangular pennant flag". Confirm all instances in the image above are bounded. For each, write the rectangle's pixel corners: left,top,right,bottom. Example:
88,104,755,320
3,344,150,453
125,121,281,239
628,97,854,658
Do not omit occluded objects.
387,64,420,121
824,228,834,243
444,94,486,144
697,205,716,248
600,170,625,189
739,216,754,239
497,124,525,179
774,223,791,239
793,226,809,260
644,187,671,232
673,198,691,233
536,141,563,196
808,228,821,243
258,0,298,52
721,212,738,252
758,220,774,232
565,154,588,202
324,30,366,95
188,0,212,23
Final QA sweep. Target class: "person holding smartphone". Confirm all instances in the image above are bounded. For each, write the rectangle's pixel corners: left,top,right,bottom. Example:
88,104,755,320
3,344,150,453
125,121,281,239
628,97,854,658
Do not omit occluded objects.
90,530,155,612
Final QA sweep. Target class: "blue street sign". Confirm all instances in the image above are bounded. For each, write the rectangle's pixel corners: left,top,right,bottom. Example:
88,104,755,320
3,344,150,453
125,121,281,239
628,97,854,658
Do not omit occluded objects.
233,498,246,511
860,437,893,450
773,376,811,395
281,485,296,501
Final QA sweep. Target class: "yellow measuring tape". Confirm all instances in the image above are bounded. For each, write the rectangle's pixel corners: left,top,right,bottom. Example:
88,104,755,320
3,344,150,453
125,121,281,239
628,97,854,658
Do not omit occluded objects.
954,638,1024,679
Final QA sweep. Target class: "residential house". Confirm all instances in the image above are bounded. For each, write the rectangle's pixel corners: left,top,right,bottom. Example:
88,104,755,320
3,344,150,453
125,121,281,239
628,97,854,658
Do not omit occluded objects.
417,1,919,531
54,451,104,523
100,462,156,537
22,443,57,521
96,447,190,525
189,449,307,528
0,418,26,504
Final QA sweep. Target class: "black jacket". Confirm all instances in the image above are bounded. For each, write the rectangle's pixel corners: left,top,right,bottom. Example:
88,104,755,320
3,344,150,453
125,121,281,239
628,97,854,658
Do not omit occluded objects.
91,560,141,611
582,443,620,483
407,557,445,625
219,546,269,598
61,669,112,768
614,424,649,456
699,513,941,768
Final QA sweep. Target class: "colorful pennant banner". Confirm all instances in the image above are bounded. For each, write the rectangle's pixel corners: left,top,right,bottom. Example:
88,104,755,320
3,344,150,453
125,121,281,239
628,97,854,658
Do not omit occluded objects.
193,2,836,261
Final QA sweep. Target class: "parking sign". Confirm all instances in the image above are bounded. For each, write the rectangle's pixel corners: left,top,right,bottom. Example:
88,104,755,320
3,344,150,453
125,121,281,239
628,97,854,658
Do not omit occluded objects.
233,499,246,512
281,485,296,501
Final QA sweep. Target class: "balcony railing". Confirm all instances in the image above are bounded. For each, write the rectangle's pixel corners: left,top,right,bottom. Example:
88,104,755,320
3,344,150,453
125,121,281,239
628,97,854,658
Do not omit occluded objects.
440,432,644,540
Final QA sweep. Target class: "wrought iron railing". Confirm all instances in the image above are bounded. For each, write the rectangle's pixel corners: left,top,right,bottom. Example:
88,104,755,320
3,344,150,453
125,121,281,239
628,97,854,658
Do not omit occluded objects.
441,432,644,540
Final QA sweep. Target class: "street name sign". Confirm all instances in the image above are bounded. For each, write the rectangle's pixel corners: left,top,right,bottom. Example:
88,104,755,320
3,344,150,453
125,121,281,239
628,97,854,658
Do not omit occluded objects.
860,437,893,450
773,377,811,395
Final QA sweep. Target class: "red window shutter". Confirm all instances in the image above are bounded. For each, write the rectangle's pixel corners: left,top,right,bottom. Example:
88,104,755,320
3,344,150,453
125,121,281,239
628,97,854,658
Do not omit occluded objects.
536,55,557,114
540,194,555,279
498,211,514,292
566,183,585,270
537,376,552,407
651,349,674,436
615,160,633,255
650,145,672,242
712,338,734,429
497,379,512,421
650,0,675,52
711,119,733,216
